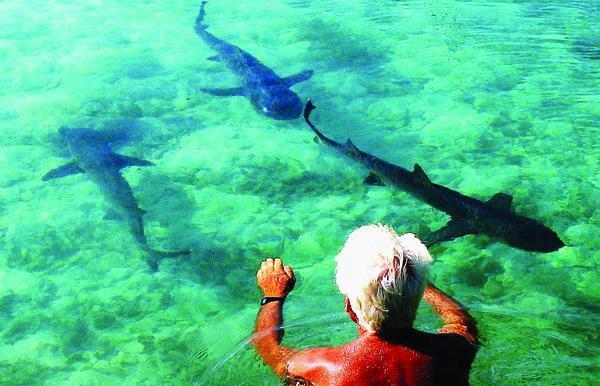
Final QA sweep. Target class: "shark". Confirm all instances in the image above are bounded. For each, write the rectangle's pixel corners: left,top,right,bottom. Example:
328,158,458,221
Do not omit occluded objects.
194,1,313,120
42,127,190,270
303,100,564,252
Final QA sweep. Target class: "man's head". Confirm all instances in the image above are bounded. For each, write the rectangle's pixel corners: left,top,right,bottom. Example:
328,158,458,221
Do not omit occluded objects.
335,224,432,333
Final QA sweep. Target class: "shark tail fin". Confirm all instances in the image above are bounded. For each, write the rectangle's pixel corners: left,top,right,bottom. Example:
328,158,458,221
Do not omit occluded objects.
303,100,333,146
412,163,432,185
146,248,192,272
194,1,209,32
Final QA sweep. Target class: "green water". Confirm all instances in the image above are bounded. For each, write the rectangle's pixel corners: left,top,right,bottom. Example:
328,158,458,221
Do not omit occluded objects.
1,0,599,384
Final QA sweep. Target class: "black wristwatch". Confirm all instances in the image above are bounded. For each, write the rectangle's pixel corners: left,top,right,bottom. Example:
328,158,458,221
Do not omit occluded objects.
260,296,285,306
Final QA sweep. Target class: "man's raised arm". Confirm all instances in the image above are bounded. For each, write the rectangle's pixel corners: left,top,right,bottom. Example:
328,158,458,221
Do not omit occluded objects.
423,283,479,345
253,258,297,377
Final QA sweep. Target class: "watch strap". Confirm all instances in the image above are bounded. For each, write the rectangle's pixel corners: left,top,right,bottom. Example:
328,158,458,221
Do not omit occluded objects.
260,296,285,306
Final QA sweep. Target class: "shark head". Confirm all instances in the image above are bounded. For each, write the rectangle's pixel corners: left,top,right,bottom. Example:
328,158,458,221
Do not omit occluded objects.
59,127,106,147
505,217,565,252
254,88,303,120
59,127,116,169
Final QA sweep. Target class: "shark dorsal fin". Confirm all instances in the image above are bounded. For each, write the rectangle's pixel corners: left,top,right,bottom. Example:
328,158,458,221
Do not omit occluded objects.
412,163,431,185
487,192,513,210
344,139,361,154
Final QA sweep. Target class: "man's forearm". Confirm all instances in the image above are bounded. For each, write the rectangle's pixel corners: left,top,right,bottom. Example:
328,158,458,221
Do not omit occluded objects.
253,300,295,377
423,283,479,344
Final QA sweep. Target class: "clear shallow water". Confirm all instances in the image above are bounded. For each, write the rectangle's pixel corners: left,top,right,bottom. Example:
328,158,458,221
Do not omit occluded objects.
0,0,599,384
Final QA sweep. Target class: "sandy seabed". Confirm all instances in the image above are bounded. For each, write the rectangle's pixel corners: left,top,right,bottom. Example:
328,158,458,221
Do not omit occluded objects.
1,1,599,384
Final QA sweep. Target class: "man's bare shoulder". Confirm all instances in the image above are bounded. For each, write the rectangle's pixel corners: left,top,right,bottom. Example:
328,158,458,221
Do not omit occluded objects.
286,346,344,381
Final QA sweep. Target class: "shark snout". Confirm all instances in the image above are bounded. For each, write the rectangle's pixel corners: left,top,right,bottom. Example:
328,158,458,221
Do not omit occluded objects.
260,95,303,120
59,126,77,137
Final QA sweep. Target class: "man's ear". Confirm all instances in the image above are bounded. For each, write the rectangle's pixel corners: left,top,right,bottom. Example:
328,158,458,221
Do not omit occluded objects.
345,298,359,324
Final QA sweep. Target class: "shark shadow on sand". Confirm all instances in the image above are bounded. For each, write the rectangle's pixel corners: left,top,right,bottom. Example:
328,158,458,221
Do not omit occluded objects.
303,100,564,253
42,127,190,271
194,1,313,120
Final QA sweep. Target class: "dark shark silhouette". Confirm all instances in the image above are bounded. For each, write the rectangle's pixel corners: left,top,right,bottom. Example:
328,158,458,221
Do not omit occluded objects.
303,100,564,252
43,127,190,270
194,1,313,120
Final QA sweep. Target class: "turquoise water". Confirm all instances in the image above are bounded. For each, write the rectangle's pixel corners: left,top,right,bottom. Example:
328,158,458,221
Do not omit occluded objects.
1,0,599,384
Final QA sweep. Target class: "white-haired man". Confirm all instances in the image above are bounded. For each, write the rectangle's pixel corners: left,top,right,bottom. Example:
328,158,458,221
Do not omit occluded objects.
254,224,479,385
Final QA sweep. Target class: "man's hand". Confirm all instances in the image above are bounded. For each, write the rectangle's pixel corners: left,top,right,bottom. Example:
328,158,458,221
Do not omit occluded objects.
254,258,297,376
257,258,296,298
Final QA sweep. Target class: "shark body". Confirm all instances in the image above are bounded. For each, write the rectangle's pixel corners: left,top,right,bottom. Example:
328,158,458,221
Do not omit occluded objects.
43,127,190,270
304,101,564,252
194,1,313,120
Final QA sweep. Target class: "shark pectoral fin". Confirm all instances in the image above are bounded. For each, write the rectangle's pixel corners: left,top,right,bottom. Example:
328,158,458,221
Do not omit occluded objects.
412,163,432,185
200,87,245,97
146,248,191,272
364,172,385,186
42,162,84,181
207,55,220,62
113,154,153,169
283,70,314,87
103,209,123,221
487,192,514,210
426,218,476,246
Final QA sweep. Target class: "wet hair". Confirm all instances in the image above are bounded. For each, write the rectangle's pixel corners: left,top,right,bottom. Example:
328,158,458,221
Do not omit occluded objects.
335,224,432,332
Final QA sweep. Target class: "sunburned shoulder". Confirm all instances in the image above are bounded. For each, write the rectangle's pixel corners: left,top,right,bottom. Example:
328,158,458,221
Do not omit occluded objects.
284,338,420,382
284,333,477,385
286,345,358,385
284,340,419,386
287,346,342,375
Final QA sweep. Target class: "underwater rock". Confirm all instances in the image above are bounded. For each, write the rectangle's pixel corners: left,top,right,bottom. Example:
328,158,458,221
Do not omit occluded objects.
91,310,117,330
571,38,600,60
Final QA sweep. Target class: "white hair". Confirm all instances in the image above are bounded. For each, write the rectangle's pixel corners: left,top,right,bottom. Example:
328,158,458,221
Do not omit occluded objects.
335,224,432,332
